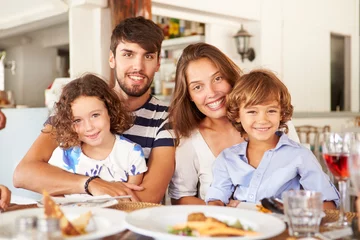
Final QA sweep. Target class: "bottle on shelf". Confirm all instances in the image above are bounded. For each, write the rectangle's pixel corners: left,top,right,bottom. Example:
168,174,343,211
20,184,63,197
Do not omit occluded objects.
169,18,180,39
179,19,185,37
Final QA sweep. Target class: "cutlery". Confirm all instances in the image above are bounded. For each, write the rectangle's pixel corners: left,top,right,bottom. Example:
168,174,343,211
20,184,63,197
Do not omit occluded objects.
260,197,284,214
37,195,132,206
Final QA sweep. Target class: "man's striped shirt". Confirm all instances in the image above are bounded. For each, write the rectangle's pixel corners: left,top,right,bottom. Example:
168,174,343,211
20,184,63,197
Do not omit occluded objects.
123,95,174,162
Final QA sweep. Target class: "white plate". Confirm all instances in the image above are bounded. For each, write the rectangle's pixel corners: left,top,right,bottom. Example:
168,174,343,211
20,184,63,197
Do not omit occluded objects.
36,195,118,208
0,207,127,239
125,205,286,240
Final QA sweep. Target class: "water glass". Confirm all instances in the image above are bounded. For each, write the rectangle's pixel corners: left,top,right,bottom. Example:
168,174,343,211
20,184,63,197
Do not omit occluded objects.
283,190,323,238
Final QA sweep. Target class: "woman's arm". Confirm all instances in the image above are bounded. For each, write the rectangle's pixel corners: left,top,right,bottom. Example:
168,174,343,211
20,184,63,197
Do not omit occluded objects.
171,196,205,205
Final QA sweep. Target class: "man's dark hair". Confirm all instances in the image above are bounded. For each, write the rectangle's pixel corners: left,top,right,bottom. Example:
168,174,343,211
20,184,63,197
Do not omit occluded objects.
110,16,164,57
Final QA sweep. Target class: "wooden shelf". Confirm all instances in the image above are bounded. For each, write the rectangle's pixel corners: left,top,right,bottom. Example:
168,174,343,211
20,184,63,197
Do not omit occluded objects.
162,35,205,50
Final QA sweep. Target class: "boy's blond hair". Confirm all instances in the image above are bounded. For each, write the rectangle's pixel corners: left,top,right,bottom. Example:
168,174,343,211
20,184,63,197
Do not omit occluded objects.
226,69,293,137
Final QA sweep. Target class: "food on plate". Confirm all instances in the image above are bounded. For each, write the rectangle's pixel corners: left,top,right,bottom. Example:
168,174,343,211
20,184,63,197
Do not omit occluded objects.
42,191,92,236
169,212,258,237
256,204,272,214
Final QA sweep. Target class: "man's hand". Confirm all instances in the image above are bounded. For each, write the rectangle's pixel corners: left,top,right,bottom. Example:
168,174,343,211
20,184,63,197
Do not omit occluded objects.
88,178,144,202
0,185,11,210
0,110,6,130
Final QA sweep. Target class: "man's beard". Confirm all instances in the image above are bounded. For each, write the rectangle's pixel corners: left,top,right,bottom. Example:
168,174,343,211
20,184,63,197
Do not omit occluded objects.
115,69,153,97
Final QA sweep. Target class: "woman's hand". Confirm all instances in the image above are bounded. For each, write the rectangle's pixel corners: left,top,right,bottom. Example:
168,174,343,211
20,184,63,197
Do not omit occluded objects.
0,185,11,210
87,178,144,202
227,199,240,208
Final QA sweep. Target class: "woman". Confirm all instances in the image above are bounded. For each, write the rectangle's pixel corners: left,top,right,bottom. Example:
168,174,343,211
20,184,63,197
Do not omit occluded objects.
168,43,300,205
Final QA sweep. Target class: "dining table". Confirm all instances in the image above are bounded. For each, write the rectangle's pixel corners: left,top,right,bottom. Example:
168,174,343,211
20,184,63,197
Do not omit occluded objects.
5,201,359,240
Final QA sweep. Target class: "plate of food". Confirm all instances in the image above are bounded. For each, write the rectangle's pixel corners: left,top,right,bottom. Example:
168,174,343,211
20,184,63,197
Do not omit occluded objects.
0,192,127,239
125,205,286,239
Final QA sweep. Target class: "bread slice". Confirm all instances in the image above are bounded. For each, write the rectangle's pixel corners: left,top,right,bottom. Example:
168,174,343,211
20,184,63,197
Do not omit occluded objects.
42,191,91,236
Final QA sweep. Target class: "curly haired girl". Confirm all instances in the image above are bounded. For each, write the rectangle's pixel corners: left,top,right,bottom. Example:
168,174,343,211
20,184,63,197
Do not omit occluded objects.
48,73,147,190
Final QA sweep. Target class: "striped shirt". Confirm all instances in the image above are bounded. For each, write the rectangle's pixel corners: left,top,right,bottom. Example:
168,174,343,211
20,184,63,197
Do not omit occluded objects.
46,95,174,163
122,95,174,162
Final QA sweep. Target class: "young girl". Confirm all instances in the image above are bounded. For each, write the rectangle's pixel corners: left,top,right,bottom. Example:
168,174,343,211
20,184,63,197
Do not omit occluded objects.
48,73,147,192
205,69,339,209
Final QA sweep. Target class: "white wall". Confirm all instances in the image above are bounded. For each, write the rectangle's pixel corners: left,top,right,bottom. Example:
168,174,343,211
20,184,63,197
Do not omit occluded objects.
154,0,359,113
261,0,359,112
0,108,49,199
4,24,66,107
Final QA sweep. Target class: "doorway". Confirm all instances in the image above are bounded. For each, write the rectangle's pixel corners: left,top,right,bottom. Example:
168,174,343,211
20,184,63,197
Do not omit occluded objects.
330,33,351,111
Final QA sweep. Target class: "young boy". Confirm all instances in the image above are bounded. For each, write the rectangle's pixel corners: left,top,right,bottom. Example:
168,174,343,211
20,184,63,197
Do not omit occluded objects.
205,69,339,209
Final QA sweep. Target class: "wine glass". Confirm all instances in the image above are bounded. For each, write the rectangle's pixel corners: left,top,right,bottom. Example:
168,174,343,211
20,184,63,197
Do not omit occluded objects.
349,133,360,199
322,132,352,228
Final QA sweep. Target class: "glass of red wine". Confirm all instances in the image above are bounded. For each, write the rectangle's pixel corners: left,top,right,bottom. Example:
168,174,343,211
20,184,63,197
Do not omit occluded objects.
322,132,352,228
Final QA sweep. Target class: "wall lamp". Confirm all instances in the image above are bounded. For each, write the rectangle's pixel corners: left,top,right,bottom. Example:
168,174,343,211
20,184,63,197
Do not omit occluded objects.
233,24,255,62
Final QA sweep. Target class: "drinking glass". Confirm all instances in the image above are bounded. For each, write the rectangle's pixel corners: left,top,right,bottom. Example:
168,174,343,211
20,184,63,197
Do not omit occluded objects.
322,132,352,228
283,190,323,238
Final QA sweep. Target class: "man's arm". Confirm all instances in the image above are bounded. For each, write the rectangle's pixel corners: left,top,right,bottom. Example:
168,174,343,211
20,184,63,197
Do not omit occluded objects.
13,125,142,198
13,125,88,195
135,146,175,203
0,109,6,130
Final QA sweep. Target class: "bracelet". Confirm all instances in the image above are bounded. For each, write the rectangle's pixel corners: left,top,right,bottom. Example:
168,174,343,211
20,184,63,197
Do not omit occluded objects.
84,176,100,195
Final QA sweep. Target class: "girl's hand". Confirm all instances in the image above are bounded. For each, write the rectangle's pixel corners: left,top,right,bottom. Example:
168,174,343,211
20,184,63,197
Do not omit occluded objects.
227,199,240,208
0,185,11,210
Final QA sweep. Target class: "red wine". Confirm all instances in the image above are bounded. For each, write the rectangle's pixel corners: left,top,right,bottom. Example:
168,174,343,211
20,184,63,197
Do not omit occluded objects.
323,154,349,180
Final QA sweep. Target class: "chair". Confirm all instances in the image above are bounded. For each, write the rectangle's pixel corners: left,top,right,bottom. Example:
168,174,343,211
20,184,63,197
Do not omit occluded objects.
295,125,331,175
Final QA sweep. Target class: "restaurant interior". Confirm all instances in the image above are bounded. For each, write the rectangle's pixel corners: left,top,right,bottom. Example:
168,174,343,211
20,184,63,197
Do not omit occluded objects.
0,0,359,239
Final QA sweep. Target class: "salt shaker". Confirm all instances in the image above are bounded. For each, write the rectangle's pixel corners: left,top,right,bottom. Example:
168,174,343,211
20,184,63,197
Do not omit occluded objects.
15,216,38,240
36,218,63,240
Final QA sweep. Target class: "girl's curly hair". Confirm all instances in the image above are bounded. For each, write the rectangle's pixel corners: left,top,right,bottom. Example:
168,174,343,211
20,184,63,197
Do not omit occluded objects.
51,73,134,149
226,69,293,137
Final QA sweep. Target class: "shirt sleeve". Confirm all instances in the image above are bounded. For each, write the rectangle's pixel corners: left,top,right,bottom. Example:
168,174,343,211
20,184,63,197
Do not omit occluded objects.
153,117,175,148
168,137,199,200
205,150,235,204
48,147,64,168
128,143,148,175
298,149,340,207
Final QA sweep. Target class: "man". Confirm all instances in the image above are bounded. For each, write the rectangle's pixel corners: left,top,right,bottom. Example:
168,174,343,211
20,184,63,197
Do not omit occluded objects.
0,109,6,130
13,17,175,203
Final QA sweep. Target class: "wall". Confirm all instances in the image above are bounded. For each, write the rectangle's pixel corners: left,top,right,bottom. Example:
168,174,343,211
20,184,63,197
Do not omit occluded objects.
154,0,359,113
260,0,359,112
4,24,66,107
0,108,49,199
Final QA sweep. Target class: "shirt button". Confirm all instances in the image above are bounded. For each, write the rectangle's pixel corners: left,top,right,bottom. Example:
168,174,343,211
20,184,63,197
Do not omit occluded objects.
249,194,254,199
